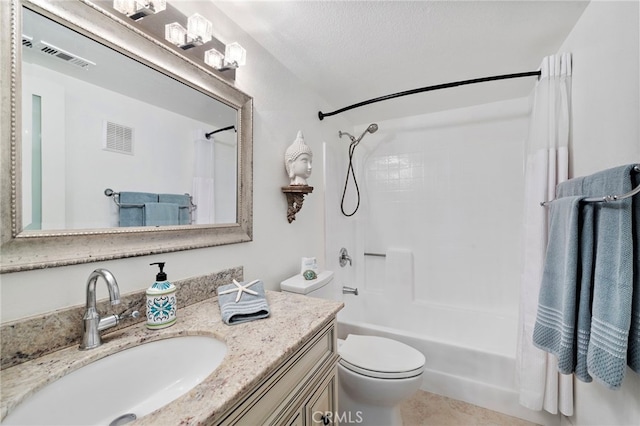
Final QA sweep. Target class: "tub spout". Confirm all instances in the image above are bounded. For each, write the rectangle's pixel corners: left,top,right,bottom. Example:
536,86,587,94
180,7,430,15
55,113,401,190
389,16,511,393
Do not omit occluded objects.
342,286,359,296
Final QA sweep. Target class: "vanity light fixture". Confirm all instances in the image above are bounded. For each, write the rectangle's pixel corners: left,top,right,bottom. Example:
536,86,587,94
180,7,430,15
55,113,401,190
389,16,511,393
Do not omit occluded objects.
113,0,166,21
164,22,187,47
164,14,213,50
184,13,213,49
204,48,225,70
114,1,244,78
224,42,246,69
205,42,247,72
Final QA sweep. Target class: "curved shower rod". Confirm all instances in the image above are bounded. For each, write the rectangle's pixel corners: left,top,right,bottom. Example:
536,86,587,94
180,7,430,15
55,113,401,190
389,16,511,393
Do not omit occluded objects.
205,125,236,140
317,70,541,121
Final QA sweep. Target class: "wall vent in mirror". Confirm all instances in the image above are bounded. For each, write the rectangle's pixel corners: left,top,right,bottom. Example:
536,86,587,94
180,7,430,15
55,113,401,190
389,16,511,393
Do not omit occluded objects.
103,121,134,155
35,41,96,69
22,34,33,48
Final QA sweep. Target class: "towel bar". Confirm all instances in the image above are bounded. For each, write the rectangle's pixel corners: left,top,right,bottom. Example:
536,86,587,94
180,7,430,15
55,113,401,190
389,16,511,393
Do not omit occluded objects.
104,188,197,224
540,165,640,207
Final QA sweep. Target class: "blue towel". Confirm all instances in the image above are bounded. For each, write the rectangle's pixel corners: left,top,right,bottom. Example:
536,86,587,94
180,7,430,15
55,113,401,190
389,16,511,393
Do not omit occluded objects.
535,164,639,388
583,165,635,389
143,202,179,226
217,280,270,325
627,170,640,374
118,192,158,227
159,194,191,225
533,195,585,373
556,178,594,383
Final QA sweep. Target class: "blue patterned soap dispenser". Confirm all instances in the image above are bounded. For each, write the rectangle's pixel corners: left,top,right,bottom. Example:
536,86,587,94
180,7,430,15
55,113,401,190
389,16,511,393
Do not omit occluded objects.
146,262,177,329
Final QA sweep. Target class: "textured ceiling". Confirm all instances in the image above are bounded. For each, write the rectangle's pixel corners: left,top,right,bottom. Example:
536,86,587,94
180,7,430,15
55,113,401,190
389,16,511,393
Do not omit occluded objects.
213,0,590,124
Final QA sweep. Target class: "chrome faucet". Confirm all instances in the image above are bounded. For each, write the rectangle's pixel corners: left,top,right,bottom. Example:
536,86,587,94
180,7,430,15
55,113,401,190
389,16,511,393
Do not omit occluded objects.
79,268,122,350
339,247,352,267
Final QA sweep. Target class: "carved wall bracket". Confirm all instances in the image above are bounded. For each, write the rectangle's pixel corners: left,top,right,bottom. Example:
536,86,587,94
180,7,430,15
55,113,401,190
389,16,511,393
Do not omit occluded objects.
281,185,313,223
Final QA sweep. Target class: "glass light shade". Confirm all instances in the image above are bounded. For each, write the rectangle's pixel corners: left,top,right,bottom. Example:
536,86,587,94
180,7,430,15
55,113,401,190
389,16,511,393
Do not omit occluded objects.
204,49,225,70
135,0,166,14
187,13,213,44
113,0,137,16
224,42,246,67
165,22,187,46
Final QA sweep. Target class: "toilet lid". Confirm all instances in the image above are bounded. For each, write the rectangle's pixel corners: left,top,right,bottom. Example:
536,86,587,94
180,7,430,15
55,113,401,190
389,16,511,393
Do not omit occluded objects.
338,335,425,379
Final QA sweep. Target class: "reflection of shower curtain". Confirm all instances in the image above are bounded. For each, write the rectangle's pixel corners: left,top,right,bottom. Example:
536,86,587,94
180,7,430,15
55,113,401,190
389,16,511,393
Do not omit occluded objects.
192,135,215,224
517,53,573,416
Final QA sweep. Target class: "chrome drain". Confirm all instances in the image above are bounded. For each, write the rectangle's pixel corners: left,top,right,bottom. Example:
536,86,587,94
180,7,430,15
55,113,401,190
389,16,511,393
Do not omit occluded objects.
109,413,137,426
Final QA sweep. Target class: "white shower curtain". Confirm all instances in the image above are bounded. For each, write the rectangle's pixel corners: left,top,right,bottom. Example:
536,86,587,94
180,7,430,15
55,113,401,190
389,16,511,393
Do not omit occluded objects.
517,53,573,416
192,133,215,224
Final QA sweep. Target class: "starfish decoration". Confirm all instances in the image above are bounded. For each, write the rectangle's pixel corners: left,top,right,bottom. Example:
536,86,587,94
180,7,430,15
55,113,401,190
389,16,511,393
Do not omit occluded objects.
218,279,260,303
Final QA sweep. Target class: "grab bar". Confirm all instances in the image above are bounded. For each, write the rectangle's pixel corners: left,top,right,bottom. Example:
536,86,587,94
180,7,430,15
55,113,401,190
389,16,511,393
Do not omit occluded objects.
364,252,386,257
540,165,640,207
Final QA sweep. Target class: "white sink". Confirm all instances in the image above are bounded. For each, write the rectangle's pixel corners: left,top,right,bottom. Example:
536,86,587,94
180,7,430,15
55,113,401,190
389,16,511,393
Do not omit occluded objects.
3,336,227,426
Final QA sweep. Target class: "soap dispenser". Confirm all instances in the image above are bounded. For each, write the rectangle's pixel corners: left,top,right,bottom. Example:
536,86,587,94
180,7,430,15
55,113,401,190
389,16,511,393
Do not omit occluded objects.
146,262,177,329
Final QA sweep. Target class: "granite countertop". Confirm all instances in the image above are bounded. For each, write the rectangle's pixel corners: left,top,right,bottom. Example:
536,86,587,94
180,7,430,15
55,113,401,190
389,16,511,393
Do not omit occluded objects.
0,291,343,425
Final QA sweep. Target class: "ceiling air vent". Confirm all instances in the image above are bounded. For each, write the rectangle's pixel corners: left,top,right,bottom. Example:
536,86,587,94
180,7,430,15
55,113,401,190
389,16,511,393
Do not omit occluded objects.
34,41,96,69
22,34,34,48
103,121,134,155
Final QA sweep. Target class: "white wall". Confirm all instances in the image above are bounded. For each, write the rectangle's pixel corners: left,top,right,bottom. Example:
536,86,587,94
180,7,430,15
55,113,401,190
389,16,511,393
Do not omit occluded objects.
557,1,640,425
0,1,347,322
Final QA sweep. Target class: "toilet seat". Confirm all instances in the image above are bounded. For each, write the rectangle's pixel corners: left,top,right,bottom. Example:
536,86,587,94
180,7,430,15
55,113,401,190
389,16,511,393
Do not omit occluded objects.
338,335,425,379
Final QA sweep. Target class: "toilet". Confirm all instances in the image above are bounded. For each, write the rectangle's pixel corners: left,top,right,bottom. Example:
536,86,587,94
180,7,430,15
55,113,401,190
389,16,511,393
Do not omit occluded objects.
281,272,426,425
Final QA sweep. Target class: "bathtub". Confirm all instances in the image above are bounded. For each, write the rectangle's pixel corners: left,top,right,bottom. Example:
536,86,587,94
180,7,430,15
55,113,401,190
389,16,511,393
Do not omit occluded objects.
336,293,559,426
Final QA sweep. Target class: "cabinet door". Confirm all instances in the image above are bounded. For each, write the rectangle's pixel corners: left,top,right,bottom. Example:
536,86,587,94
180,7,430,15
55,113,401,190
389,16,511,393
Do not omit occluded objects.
306,373,337,426
286,410,304,426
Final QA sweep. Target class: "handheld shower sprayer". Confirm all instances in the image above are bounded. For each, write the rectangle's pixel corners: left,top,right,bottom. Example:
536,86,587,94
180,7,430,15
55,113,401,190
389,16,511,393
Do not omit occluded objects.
338,123,379,217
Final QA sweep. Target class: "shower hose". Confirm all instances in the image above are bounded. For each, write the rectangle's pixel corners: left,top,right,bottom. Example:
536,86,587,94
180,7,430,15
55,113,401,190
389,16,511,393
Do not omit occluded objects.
341,139,360,217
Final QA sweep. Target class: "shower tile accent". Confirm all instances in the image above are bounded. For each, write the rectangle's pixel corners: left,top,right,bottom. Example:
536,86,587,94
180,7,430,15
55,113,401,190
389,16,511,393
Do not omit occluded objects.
0,266,242,370
365,152,425,201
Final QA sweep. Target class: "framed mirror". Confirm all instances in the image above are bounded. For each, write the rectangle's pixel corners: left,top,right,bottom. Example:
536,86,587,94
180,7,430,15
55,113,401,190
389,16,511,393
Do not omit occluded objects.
0,0,253,273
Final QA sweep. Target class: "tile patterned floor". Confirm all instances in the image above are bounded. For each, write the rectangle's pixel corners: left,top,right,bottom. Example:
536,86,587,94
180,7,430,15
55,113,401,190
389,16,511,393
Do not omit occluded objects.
400,390,539,426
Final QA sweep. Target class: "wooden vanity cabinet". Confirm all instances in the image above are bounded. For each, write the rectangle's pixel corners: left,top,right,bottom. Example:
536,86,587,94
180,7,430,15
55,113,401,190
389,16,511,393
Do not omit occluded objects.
216,320,339,426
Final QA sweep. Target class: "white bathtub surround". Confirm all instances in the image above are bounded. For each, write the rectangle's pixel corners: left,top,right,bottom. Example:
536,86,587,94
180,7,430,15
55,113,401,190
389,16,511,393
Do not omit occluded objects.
517,52,573,416
385,248,414,303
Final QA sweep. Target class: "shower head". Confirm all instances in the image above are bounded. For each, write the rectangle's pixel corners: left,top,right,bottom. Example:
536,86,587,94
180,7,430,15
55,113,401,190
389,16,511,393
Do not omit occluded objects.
354,123,378,144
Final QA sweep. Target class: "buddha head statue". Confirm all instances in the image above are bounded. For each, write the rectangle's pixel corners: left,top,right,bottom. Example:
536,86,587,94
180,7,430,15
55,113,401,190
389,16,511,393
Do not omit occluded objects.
284,131,313,185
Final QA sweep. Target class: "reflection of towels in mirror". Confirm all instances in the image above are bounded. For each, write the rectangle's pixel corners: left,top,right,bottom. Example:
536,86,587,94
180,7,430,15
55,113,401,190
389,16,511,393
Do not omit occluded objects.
119,192,158,227
144,202,179,226
159,194,190,225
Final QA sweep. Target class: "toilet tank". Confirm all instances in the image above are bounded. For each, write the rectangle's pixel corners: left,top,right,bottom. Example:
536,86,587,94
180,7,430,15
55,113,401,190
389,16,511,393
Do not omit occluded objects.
280,271,335,299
